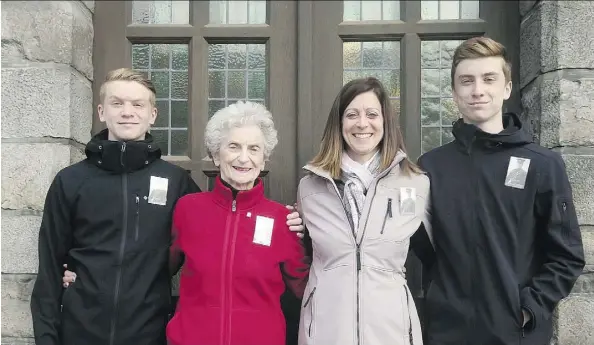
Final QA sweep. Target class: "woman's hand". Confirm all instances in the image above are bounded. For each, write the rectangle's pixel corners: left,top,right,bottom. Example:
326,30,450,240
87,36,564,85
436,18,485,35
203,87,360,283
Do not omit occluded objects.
62,264,77,288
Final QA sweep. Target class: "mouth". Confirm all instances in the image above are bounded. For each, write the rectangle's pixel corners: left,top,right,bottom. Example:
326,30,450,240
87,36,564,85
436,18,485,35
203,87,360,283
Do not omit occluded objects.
233,166,252,173
352,133,373,139
468,102,489,106
118,122,139,125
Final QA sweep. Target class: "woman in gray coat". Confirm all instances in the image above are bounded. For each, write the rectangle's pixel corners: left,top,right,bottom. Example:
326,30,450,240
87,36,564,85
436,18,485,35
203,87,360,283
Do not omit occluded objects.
297,77,432,345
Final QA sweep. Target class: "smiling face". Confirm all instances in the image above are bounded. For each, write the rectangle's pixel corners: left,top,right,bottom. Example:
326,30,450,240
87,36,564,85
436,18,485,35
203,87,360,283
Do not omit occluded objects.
213,125,266,190
341,91,384,163
98,80,157,141
452,56,512,131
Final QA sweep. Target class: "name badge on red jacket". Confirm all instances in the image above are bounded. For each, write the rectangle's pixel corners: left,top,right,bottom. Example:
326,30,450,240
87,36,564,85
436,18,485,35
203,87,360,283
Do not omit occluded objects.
253,216,274,246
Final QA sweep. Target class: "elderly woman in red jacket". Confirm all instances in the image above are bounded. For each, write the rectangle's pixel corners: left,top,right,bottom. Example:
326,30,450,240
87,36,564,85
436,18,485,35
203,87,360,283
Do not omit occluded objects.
166,101,310,345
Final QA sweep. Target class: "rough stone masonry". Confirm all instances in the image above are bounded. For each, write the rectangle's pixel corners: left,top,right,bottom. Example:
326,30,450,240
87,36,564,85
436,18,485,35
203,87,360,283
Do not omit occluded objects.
1,1,94,344
1,1,593,345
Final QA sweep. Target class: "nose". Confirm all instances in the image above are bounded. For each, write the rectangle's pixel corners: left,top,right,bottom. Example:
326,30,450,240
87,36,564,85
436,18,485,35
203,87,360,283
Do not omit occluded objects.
356,114,369,128
121,102,135,117
472,81,485,97
237,148,249,163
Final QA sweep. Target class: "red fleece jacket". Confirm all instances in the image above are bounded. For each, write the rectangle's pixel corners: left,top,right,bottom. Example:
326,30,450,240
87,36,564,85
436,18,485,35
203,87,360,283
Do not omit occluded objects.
166,177,309,345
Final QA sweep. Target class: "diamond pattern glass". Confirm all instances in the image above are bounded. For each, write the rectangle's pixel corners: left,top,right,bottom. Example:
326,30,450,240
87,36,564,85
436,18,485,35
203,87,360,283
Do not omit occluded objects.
343,1,400,21
420,40,461,154
132,43,189,156
208,43,267,118
210,1,266,24
421,1,479,20
343,41,401,117
132,1,189,24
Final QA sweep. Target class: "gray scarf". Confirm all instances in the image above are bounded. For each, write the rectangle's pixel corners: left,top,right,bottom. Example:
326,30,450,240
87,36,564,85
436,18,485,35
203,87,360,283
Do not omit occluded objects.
340,151,381,233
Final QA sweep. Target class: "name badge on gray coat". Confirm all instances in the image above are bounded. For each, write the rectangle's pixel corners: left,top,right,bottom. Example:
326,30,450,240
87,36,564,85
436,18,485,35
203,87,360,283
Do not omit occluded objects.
399,187,416,216
505,156,530,189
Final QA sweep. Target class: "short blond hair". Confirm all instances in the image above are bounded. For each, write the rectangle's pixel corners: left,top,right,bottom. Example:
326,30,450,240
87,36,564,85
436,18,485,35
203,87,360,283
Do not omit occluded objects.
451,37,512,88
99,68,156,105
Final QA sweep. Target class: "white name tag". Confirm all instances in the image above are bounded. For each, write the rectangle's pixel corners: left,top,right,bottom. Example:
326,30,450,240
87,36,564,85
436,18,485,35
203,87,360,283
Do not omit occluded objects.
148,176,168,206
505,157,530,189
253,216,274,246
399,187,416,216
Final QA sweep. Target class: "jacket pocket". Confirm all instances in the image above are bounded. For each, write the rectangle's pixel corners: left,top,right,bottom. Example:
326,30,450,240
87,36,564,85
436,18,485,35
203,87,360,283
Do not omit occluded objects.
303,287,316,338
558,197,578,245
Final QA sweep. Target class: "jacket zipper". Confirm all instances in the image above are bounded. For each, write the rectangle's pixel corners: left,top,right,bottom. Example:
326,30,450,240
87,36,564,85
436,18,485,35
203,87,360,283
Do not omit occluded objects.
220,199,237,345
380,198,393,234
303,287,317,337
468,137,479,341
134,195,140,241
109,142,128,345
226,200,240,345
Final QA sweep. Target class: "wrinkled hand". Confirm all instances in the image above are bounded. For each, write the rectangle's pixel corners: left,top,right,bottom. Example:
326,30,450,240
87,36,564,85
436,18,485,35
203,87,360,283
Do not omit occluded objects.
62,264,77,288
286,203,304,238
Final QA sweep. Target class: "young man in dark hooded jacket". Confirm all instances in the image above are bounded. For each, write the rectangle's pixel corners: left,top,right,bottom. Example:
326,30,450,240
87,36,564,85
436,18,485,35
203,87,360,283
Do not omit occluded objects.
31,68,304,345
414,37,585,345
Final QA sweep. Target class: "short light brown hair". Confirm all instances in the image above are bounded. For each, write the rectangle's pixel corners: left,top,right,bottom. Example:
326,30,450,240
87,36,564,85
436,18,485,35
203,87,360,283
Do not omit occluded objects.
99,68,156,106
451,37,512,88
310,77,422,179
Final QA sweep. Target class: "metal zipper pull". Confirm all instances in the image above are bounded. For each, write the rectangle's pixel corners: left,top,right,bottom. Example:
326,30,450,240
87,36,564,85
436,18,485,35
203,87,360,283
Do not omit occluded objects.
387,198,393,218
232,199,236,212
120,142,127,167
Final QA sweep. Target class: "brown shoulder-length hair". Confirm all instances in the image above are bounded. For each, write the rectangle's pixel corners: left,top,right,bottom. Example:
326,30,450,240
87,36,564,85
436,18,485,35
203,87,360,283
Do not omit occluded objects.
309,77,422,179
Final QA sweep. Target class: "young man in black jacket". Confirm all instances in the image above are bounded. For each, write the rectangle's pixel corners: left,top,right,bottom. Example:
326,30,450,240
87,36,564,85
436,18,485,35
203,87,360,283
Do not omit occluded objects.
31,68,304,345
416,37,585,345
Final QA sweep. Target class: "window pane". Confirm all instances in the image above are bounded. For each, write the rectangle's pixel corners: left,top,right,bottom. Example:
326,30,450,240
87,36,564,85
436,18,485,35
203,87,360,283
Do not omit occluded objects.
133,43,189,156
420,40,462,154
208,43,268,118
132,1,189,24
421,0,479,20
343,41,401,116
210,0,266,24
344,1,400,21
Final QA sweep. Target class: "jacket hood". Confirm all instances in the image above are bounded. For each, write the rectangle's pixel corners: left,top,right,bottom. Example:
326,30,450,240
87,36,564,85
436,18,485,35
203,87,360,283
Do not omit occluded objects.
452,112,532,151
85,129,162,173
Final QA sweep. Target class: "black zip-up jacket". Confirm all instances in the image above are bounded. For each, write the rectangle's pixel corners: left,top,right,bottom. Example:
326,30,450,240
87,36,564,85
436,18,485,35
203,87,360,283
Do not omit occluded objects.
31,130,200,345
416,113,585,345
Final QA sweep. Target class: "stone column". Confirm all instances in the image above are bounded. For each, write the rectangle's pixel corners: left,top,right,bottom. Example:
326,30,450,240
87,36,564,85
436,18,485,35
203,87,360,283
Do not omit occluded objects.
520,1,594,344
1,1,94,344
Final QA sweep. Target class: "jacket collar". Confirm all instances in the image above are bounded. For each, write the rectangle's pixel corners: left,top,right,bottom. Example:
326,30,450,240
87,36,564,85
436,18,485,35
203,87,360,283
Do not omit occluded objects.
303,150,408,181
211,175,264,211
85,129,162,174
451,112,532,152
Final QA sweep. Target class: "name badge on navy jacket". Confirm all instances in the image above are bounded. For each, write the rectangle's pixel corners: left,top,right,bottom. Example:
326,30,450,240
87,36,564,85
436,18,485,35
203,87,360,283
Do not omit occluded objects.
148,176,168,206
253,216,274,246
505,157,530,189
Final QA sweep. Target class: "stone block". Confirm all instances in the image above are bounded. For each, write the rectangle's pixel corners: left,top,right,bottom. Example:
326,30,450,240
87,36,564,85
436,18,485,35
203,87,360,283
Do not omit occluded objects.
1,66,93,143
552,295,594,345
520,1,594,88
1,215,41,274
581,230,594,267
1,1,93,79
521,72,594,148
1,274,36,339
70,145,86,164
562,153,594,226
1,337,34,345
82,1,95,13
69,71,93,144
519,0,539,17
1,143,71,211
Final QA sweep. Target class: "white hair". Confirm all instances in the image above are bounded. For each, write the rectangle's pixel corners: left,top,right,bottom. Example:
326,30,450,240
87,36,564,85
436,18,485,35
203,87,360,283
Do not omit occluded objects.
204,101,278,160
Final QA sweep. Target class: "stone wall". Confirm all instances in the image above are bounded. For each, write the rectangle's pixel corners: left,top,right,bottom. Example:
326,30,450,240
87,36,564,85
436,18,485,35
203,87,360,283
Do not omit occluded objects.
520,1,594,344
1,1,94,344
